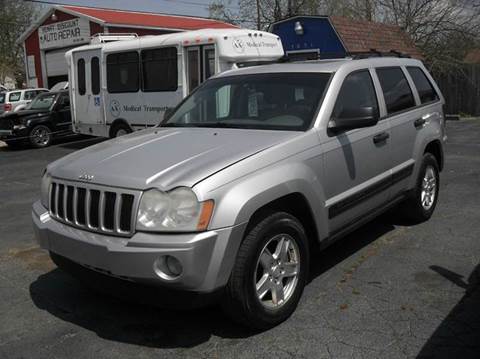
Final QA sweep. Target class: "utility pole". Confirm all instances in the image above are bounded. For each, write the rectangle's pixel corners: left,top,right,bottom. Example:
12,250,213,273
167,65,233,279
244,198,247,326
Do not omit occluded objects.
256,0,261,30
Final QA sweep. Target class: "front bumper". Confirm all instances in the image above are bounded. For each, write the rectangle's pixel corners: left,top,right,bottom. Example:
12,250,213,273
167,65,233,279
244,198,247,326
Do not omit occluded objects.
32,201,247,293
0,127,28,141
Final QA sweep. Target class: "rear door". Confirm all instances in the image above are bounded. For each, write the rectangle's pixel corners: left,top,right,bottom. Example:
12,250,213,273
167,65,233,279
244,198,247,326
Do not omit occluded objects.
72,49,104,129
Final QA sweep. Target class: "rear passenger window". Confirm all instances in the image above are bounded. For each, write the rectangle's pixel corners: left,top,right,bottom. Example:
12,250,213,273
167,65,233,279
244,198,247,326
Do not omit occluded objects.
107,52,139,93
407,67,439,104
141,47,177,92
77,59,86,96
8,92,21,102
376,67,415,114
333,70,379,120
91,57,100,95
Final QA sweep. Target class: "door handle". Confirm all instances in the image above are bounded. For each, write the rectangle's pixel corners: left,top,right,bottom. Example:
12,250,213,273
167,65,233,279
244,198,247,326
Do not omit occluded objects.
373,132,390,144
414,118,426,128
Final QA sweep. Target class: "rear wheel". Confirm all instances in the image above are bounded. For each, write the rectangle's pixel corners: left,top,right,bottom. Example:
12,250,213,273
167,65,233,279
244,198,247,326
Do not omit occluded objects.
110,123,132,138
222,212,309,329
29,125,52,148
401,153,440,222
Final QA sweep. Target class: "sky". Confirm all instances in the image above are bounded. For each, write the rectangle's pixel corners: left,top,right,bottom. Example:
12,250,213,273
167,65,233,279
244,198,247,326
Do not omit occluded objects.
34,0,231,17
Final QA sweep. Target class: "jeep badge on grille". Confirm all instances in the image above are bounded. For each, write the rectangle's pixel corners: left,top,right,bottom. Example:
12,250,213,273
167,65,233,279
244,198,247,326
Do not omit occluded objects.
78,174,94,181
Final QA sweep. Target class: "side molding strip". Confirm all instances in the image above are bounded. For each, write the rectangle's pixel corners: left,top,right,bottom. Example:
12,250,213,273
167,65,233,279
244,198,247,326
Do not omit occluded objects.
328,163,414,219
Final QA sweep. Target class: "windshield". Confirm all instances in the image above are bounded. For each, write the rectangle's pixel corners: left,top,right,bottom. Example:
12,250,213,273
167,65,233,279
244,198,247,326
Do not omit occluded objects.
163,73,331,131
0,93,4,104
27,93,56,110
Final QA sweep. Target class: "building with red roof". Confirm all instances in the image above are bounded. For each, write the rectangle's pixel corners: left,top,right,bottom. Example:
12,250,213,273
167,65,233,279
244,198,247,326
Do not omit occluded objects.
19,5,237,88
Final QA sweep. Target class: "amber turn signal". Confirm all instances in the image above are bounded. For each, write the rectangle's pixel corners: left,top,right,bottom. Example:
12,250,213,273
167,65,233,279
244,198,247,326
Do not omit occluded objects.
197,200,214,231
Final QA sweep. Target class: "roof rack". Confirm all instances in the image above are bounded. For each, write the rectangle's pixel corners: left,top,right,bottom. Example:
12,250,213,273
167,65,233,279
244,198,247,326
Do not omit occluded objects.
349,49,411,59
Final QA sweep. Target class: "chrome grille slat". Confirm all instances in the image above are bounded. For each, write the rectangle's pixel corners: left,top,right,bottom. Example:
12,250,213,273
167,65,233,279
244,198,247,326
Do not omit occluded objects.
48,179,138,237
54,183,60,217
85,189,91,228
73,187,79,225
99,191,106,231
114,194,122,233
63,185,68,221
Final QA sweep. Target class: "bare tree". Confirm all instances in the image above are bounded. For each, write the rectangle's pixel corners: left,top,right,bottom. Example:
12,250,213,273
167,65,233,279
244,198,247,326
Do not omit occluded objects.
209,0,324,29
373,0,480,69
209,0,480,69
0,0,40,87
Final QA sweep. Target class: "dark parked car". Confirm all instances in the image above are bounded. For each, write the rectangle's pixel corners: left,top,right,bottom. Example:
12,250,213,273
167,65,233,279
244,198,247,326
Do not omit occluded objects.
0,91,72,148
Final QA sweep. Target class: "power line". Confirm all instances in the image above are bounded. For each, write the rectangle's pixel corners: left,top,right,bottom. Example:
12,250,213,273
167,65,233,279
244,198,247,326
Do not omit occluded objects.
23,0,241,12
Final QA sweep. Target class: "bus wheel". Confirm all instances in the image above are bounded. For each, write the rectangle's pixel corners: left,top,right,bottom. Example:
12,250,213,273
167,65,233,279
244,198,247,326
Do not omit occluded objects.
110,123,132,138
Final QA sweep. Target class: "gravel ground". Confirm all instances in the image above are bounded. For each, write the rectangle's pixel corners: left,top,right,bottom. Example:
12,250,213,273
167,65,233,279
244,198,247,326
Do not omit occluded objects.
0,121,479,359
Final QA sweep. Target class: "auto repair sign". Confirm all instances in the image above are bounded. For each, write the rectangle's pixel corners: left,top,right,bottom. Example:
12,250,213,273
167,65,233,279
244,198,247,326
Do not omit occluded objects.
38,18,90,50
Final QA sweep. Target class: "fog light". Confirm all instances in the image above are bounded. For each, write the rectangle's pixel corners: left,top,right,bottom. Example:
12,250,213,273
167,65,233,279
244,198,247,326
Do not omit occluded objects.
153,255,183,280
166,255,182,277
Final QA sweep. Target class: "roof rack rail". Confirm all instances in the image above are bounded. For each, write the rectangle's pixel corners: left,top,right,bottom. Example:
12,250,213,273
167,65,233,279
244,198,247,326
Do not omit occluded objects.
348,49,411,59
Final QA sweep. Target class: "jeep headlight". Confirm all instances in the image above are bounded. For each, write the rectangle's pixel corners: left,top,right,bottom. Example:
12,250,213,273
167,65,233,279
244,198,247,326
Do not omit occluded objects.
40,171,52,209
136,187,214,232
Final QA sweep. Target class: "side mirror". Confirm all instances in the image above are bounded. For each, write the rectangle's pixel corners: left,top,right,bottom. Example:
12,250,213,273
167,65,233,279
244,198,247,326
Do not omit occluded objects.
329,106,379,132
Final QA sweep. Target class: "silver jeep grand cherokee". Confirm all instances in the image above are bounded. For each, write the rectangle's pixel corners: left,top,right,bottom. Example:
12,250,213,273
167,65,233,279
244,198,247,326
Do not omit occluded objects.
33,56,446,329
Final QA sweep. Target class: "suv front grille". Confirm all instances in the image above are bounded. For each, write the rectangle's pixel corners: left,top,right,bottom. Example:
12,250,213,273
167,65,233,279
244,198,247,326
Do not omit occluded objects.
49,179,139,236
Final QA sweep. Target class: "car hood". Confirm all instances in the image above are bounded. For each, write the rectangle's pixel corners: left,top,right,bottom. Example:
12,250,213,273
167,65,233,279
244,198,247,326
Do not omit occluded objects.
0,109,50,121
50,127,299,190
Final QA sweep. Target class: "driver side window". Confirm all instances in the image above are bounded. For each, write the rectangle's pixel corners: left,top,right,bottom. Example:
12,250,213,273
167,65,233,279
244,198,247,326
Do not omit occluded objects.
333,70,379,121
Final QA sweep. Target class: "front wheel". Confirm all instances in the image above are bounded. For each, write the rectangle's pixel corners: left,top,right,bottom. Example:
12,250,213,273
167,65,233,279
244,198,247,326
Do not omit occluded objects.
401,153,440,222
222,212,309,329
29,125,52,148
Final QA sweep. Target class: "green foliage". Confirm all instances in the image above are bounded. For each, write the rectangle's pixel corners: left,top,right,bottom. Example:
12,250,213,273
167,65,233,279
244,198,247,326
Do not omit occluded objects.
0,0,40,87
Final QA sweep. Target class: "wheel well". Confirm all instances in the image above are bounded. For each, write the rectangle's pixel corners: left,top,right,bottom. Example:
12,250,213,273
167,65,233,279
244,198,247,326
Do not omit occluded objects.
424,140,444,171
246,193,320,251
109,119,132,137
29,121,53,132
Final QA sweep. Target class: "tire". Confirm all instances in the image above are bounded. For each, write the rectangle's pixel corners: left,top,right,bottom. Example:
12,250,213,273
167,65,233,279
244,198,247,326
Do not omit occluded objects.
222,212,310,330
29,124,52,148
110,123,132,138
401,153,440,222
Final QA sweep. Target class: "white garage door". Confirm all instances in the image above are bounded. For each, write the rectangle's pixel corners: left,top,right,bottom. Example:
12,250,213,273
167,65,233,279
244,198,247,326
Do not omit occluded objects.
45,48,69,77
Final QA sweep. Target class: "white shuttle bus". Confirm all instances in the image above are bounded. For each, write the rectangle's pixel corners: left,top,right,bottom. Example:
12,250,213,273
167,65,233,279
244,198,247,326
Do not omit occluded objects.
66,29,284,138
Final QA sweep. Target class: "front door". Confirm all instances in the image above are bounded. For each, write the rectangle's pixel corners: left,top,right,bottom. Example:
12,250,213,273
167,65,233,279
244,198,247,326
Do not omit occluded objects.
72,50,104,129
54,93,72,132
322,69,392,234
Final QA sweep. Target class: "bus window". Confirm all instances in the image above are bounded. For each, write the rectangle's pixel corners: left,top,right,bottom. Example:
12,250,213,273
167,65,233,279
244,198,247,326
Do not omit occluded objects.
106,52,139,93
78,58,86,96
204,47,215,81
187,48,200,93
91,57,100,95
141,47,178,92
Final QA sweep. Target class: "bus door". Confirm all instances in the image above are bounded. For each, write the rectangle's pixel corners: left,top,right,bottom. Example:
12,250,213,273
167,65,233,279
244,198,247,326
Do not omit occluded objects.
72,49,104,134
186,45,216,94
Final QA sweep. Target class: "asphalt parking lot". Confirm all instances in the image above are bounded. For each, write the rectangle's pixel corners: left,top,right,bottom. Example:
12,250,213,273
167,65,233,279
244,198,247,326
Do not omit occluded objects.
0,121,479,359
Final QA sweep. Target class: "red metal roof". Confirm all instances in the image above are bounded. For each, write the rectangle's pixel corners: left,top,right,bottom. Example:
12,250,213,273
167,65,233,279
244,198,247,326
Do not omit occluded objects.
63,5,238,30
